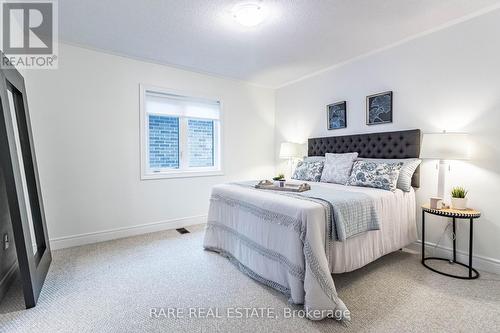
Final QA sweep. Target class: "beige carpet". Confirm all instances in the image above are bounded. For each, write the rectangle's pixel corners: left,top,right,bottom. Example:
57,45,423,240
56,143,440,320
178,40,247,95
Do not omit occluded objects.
1,224,500,333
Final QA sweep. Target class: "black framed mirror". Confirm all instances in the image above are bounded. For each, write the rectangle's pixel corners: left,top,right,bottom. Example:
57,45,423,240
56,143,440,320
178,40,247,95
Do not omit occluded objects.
0,53,51,308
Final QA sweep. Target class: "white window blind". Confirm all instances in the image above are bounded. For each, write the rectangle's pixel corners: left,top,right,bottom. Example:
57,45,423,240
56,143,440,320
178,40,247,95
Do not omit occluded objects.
145,91,220,120
140,86,223,179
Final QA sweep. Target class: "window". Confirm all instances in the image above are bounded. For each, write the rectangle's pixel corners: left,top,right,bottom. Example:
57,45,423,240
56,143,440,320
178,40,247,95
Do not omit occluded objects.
140,86,222,179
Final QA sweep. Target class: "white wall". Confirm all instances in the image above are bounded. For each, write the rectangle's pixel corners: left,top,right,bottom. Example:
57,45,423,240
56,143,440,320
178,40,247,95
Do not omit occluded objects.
275,10,500,271
19,9,500,272
23,43,275,248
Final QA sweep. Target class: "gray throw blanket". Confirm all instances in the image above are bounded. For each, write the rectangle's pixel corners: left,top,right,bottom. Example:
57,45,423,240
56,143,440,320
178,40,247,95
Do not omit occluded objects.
234,181,380,241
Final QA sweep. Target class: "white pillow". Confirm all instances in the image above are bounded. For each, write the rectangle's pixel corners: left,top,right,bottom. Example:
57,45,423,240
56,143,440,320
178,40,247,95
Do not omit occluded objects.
320,152,359,184
357,158,421,192
303,156,325,163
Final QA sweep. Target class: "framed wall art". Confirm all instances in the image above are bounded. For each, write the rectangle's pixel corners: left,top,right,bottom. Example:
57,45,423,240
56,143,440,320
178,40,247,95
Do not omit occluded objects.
327,101,347,130
366,91,392,125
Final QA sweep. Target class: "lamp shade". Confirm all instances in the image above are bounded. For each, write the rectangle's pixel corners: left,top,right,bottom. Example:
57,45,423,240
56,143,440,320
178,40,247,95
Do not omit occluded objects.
421,133,470,160
279,142,300,159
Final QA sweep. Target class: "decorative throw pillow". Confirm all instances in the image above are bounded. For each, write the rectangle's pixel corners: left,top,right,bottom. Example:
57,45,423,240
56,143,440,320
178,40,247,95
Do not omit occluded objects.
320,152,359,185
358,158,422,192
292,161,324,182
347,161,403,191
303,156,325,163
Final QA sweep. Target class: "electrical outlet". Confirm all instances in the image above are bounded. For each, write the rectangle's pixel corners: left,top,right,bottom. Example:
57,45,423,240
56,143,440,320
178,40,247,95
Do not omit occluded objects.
3,233,9,250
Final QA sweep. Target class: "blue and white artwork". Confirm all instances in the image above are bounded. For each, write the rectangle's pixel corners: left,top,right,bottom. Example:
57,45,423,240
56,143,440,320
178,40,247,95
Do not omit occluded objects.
367,91,393,125
327,101,347,130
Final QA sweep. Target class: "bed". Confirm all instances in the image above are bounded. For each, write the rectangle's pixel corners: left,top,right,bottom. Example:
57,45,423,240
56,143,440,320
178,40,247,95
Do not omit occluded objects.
203,130,421,321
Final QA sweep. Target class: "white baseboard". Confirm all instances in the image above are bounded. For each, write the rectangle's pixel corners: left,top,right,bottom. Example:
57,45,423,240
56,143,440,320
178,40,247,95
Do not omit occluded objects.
50,215,207,250
406,240,500,275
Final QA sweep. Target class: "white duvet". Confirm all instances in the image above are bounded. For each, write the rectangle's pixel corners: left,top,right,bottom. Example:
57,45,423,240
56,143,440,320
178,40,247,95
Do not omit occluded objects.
203,182,416,321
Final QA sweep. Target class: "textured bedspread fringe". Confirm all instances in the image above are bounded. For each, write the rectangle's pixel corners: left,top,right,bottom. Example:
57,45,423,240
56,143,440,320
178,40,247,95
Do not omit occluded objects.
203,246,298,304
210,194,303,233
208,194,342,306
205,223,305,281
205,196,350,321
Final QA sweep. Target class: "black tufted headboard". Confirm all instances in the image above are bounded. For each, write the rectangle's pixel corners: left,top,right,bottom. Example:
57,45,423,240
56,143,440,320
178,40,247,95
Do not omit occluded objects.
308,129,421,187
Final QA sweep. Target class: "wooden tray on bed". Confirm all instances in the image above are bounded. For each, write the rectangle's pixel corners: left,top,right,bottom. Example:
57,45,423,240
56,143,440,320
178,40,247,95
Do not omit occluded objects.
254,180,311,192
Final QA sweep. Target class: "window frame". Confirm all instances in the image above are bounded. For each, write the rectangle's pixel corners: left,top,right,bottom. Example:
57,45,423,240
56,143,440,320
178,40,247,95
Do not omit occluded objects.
140,84,224,180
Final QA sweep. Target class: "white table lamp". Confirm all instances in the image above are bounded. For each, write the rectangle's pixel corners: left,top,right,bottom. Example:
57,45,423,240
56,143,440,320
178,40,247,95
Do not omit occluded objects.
421,132,470,198
279,142,300,178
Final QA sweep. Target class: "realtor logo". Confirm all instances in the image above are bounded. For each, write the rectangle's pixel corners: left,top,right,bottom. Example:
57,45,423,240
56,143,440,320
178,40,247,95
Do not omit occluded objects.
1,0,58,69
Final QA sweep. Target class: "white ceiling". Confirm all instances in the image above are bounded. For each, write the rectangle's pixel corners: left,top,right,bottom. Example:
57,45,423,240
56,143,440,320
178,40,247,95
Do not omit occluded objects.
59,0,500,88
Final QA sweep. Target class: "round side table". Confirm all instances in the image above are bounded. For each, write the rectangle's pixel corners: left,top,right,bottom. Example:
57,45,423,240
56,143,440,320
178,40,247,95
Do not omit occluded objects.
421,204,481,280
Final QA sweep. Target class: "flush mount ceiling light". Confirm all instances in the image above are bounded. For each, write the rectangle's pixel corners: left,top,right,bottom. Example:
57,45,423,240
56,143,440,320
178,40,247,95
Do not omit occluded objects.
231,2,268,27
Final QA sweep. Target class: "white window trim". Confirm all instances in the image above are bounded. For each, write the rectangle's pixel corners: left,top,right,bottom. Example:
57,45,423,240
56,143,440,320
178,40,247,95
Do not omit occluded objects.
140,84,224,180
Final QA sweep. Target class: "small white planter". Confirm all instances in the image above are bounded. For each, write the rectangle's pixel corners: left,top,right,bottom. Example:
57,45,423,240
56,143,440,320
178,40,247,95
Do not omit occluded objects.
274,180,286,187
451,197,468,210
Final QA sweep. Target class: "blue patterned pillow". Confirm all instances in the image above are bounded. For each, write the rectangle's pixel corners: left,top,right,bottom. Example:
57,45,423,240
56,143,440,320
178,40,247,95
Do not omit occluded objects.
358,158,422,192
292,161,324,182
347,161,403,191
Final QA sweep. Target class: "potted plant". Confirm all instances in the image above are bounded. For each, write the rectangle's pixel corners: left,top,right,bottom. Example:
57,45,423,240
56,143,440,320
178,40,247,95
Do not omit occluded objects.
451,186,468,210
272,174,286,187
